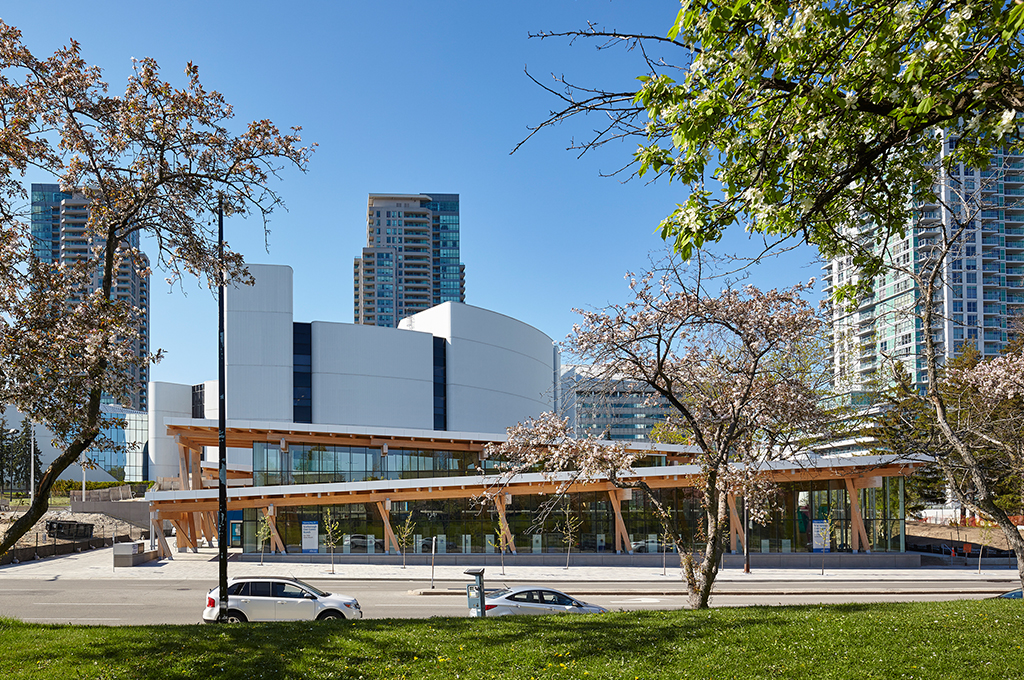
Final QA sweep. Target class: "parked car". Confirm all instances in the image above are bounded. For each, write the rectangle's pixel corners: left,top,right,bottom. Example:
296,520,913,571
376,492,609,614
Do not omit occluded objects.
471,585,608,617
348,534,386,552
997,588,1022,599
203,577,361,623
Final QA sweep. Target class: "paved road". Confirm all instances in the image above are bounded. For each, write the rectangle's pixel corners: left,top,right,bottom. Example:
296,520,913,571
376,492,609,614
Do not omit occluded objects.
0,576,1011,626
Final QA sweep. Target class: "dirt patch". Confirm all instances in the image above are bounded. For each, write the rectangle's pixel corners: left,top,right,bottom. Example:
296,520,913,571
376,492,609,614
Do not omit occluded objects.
1,509,144,549
907,520,1024,551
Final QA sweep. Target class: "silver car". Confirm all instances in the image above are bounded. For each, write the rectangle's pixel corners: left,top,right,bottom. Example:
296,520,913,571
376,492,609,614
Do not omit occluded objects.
203,577,361,623
472,585,608,617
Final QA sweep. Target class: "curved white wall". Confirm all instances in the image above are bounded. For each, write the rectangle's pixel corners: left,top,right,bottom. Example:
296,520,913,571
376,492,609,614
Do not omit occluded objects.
401,303,556,434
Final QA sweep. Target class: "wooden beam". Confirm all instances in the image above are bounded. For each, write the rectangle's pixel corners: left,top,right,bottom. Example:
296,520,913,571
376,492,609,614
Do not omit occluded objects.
169,518,197,552
190,448,203,497
151,511,172,560
494,494,516,554
206,512,219,545
262,506,287,554
728,494,744,553
177,443,190,492
845,478,871,553
608,490,631,554
376,501,400,554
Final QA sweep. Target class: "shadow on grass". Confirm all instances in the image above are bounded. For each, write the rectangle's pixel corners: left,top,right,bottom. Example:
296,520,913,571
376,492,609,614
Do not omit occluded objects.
0,601,996,679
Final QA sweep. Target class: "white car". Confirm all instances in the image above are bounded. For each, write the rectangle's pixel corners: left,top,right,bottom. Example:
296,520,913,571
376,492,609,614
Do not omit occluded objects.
471,585,608,617
203,577,361,623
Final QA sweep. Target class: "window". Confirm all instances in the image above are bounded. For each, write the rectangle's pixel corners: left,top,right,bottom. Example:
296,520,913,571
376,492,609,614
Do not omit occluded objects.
967,301,977,313
249,581,272,597
967,286,977,298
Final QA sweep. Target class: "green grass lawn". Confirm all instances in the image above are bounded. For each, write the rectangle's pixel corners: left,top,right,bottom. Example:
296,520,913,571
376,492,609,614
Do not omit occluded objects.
1,600,1022,679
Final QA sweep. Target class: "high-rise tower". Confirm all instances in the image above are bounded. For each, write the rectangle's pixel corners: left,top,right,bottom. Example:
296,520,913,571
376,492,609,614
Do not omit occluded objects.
822,143,1024,399
30,183,151,410
353,193,466,328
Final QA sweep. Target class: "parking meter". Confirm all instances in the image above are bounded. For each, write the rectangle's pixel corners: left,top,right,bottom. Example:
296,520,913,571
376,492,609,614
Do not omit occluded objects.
465,567,485,618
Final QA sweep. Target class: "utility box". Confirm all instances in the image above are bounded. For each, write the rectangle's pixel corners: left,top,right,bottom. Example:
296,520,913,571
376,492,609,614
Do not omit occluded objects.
465,567,486,618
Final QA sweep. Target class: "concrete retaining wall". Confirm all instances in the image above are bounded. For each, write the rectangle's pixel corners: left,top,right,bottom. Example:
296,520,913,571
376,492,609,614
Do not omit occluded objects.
69,498,151,529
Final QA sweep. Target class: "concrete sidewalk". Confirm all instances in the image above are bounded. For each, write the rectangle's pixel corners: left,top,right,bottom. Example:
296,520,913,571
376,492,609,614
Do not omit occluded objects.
1,544,1020,588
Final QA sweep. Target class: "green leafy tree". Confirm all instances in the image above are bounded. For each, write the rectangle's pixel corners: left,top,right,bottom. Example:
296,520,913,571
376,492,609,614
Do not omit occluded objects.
322,508,343,574
394,511,417,568
0,22,312,557
256,514,272,566
867,362,948,516
523,0,1023,290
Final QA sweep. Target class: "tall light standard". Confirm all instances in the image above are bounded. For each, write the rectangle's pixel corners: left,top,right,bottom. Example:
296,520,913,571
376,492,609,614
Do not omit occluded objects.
4,428,15,503
29,423,35,505
216,196,229,623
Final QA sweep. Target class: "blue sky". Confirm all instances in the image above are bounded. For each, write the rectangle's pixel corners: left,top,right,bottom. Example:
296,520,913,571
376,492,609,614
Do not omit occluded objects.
6,1,819,386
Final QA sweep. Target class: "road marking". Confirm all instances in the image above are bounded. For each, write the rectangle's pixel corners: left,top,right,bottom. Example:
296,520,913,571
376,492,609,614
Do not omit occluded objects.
31,602,149,606
22,617,124,622
608,598,662,604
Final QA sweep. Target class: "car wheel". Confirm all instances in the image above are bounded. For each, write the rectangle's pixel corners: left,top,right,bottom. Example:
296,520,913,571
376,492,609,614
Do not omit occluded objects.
317,610,344,621
225,610,248,623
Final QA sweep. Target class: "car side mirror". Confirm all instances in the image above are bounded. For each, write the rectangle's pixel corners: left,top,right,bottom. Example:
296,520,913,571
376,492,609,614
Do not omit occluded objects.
305,593,317,600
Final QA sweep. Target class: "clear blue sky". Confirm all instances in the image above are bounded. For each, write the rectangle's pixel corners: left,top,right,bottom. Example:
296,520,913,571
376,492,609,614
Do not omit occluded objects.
6,1,819,386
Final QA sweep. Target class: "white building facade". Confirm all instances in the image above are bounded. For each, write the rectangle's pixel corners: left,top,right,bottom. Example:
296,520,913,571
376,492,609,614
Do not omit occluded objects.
146,264,558,481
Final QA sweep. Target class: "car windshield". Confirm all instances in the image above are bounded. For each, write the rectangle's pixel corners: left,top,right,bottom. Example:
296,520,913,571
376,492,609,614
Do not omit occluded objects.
290,579,328,597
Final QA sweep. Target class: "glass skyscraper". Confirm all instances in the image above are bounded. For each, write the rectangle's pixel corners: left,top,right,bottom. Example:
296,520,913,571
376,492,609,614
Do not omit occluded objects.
353,193,466,327
30,183,151,410
823,142,1024,398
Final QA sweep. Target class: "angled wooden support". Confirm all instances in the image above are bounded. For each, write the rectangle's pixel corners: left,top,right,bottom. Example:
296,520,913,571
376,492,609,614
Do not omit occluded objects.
262,505,287,554
151,511,172,560
494,493,516,554
177,441,190,491
190,447,203,497
845,478,871,553
376,501,401,554
206,511,219,545
169,518,197,552
608,490,632,554
728,494,744,553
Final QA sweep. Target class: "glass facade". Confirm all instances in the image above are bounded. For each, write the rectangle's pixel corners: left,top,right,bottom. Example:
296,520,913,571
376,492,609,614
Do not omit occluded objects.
293,323,312,423
247,441,905,555
87,407,148,482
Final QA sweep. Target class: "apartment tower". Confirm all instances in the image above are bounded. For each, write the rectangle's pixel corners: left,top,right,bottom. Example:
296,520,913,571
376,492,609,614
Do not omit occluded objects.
822,143,1024,399
30,184,151,410
353,193,465,327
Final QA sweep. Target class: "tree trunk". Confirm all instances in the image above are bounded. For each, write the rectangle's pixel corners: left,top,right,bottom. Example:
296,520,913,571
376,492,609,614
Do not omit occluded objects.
686,481,727,609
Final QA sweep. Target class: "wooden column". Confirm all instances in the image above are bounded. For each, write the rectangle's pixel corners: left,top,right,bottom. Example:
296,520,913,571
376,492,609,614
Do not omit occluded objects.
169,518,197,552
728,494,744,553
845,478,871,553
152,511,172,559
494,494,516,554
262,505,287,554
177,442,190,491
376,501,400,554
608,490,632,554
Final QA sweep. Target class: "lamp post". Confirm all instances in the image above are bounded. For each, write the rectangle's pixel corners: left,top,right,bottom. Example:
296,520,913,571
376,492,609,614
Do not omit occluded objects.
4,428,16,503
217,196,229,623
29,423,34,505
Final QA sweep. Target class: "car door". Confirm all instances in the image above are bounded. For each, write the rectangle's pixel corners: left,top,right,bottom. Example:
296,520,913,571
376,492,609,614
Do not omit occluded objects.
273,581,317,621
540,590,577,613
239,580,277,621
508,590,550,615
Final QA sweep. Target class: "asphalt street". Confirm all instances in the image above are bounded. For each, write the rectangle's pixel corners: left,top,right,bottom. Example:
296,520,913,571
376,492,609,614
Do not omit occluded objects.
0,545,1018,625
